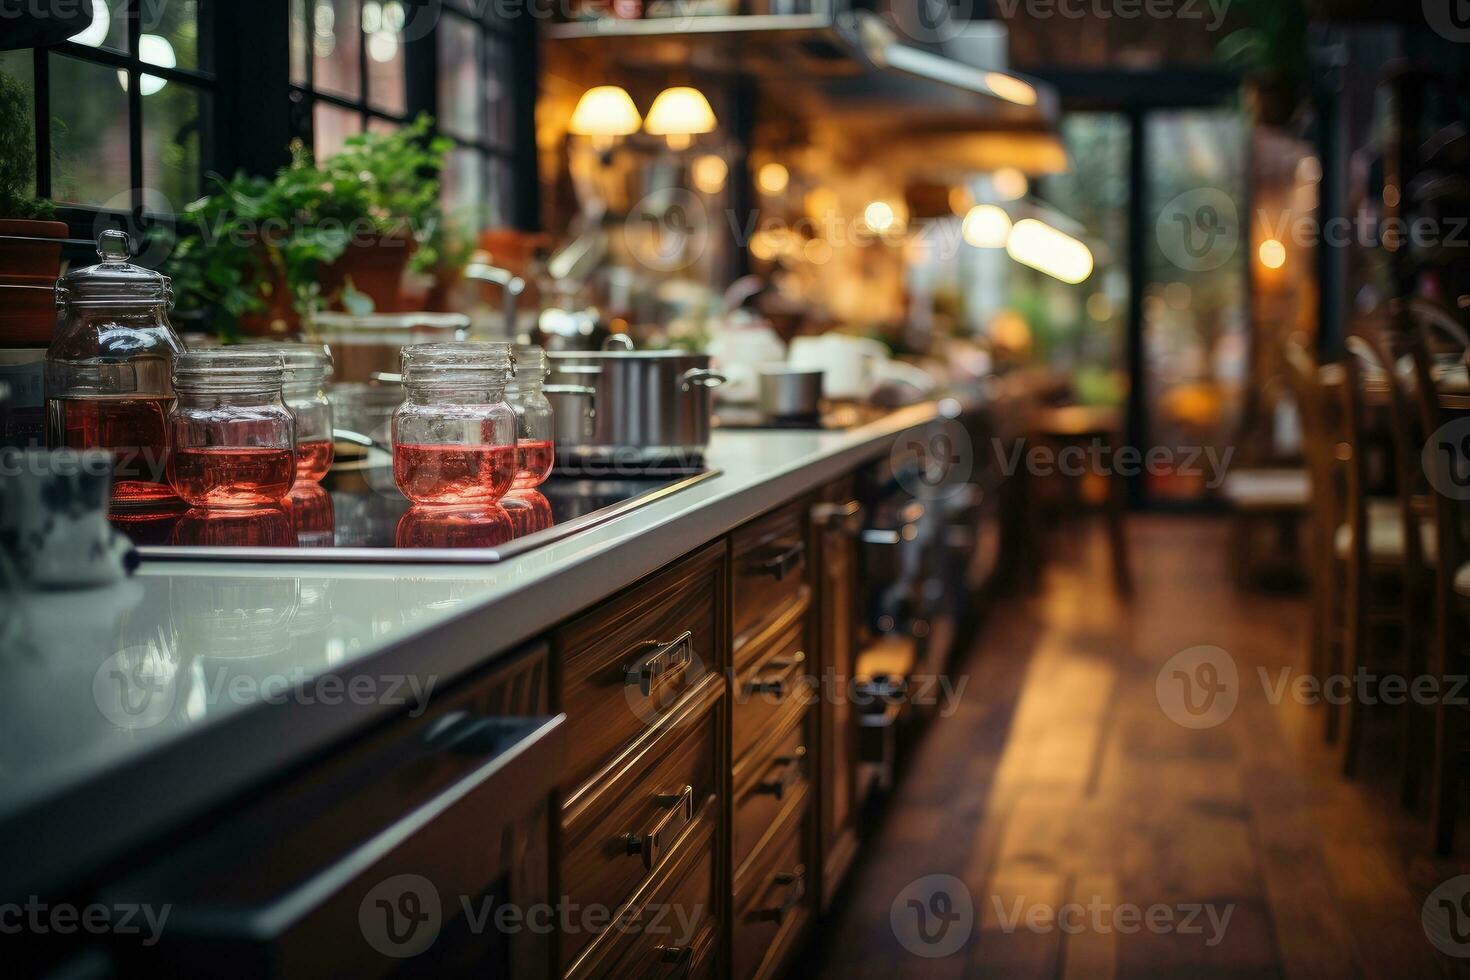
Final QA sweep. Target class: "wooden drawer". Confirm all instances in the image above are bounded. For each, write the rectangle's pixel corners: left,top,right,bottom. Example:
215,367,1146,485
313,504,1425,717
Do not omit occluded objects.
561,688,721,969
731,500,811,655
568,816,719,980
732,702,810,883
557,540,727,792
732,801,809,980
732,615,811,762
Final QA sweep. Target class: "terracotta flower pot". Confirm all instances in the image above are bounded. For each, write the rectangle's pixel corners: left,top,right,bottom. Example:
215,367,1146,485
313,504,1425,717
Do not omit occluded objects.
320,233,417,314
0,219,69,346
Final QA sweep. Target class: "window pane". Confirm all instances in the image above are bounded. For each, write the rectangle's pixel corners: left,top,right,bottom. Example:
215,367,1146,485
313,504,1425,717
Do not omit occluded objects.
438,13,479,142
487,156,512,228
1144,109,1249,503
144,81,206,207
0,52,35,200
141,0,200,72
314,101,362,159
311,0,361,102
364,0,406,116
442,146,484,228
486,37,513,147
69,0,130,56
290,0,309,85
50,54,131,207
367,116,399,136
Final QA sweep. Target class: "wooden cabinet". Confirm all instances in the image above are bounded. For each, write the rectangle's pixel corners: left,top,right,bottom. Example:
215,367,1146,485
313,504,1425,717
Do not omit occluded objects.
731,798,809,980
103,644,563,979
730,500,811,657
811,477,864,909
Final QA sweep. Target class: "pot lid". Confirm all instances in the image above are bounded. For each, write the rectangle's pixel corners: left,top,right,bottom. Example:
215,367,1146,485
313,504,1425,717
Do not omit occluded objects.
57,230,172,308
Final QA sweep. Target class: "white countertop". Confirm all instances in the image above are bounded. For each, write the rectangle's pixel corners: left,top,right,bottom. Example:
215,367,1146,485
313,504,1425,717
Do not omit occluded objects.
0,400,957,898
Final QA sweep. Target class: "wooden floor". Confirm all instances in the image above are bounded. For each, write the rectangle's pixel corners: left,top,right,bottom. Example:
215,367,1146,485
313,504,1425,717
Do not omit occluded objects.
807,515,1470,979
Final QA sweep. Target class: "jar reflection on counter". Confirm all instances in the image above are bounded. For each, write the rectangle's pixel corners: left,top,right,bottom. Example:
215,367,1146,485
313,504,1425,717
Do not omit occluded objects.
166,351,296,508
395,504,514,549
391,342,517,505
501,490,553,538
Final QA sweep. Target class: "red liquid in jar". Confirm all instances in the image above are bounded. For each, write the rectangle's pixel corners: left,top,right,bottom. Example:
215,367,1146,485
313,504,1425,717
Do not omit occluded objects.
393,443,516,504
512,439,555,489
502,490,553,538
47,395,176,502
396,505,514,549
284,483,335,546
168,446,296,507
294,438,335,484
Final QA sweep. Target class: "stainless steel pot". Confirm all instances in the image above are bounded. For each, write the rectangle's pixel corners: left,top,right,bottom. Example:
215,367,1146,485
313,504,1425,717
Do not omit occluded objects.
758,367,824,420
547,341,726,467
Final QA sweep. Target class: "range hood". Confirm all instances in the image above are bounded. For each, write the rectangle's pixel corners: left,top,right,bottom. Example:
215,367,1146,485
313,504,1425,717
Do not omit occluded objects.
546,6,1064,173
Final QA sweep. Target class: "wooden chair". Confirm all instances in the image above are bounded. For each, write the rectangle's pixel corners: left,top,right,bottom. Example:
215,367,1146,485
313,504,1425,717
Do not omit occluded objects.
1284,339,1335,686
1403,312,1470,852
1220,372,1311,588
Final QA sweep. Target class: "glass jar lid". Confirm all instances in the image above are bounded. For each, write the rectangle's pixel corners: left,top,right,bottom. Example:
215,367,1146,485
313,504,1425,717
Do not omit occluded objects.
57,230,173,309
173,350,286,393
512,345,547,383
248,343,334,385
400,341,515,386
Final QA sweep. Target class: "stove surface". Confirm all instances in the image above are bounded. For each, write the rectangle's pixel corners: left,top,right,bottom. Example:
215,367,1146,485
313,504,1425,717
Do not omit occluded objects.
116,467,719,563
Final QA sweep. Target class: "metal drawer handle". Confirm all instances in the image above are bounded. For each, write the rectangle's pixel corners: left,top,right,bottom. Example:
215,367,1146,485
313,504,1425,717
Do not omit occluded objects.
748,650,805,699
812,500,864,535
758,746,806,800
757,540,806,581
625,630,694,697
621,784,695,871
861,529,902,547
754,865,807,923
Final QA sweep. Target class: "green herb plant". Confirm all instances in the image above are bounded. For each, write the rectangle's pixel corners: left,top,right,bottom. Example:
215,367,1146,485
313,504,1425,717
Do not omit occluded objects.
166,114,453,335
0,68,55,220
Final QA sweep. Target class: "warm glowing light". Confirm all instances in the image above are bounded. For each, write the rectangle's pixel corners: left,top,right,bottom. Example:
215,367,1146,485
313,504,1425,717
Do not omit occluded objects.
569,86,642,145
992,168,1028,201
804,239,833,265
118,36,176,95
692,155,728,195
1006,219,1094,284
805,187,840,222
367,29,399,63
644,87,717,148
949,186,975,216
983,72,1038,107
757,163,790,195
864,201,897,234
750,231,780,262
1258,238,1287,270
962,205,1012,248
1086,293,1113,322
71,1,109,46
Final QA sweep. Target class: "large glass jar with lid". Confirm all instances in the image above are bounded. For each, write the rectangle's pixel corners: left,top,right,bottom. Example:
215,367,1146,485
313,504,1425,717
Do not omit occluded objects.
392,342,517,505
506,345,557,489
46,230,187,503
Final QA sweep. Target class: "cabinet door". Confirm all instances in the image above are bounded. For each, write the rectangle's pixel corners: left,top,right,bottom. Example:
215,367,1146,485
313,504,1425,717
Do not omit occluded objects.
810,481,863,910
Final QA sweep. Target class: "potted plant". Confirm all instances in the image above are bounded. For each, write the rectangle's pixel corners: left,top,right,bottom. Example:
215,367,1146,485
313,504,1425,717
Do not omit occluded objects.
1215,0,1310,129
165,115,453,337
0,67,66,345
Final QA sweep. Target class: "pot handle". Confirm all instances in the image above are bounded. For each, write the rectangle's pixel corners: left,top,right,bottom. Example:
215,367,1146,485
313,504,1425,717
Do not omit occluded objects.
602,334,636,352
681,369,727,392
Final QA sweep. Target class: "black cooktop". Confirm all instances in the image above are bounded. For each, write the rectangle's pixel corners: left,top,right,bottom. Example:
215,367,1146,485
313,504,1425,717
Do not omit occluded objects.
113,467,718,563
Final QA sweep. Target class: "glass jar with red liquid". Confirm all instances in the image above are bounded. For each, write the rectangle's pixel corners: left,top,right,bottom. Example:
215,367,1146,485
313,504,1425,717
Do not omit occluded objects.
258,344,334,484
46,230,186,504
507,345,558,489
166,351,297,508
392,342,517,505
